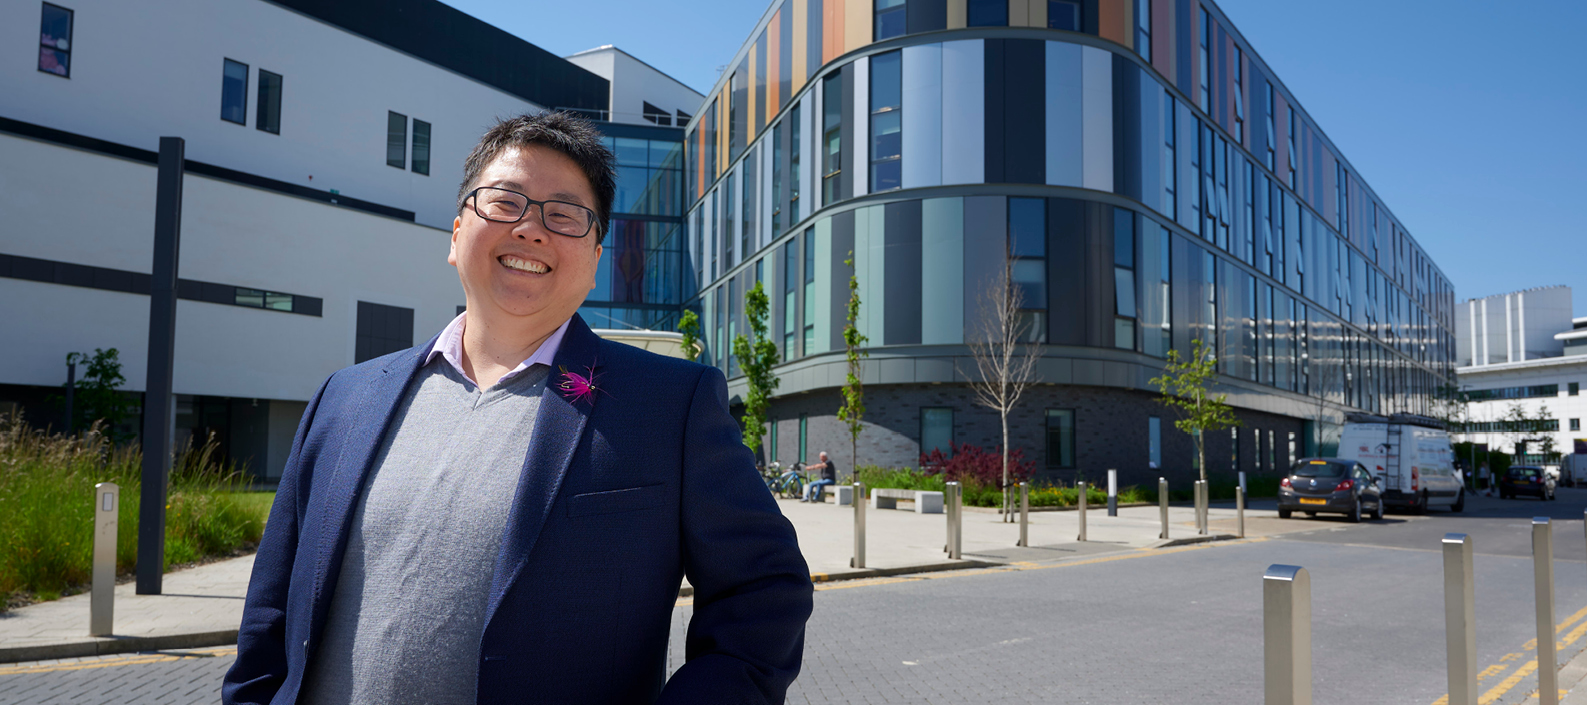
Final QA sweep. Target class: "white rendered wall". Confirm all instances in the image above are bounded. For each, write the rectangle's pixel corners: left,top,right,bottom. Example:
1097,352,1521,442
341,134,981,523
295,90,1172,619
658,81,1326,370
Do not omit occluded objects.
1457,359,1587,460
565,47,704,127
0,133,465,402
0,0,545,230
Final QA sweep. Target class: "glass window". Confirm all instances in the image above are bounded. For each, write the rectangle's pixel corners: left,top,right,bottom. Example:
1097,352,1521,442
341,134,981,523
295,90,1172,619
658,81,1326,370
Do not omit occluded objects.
1198,9,1210,111
799,414,809,463
1048,1,1081,31
769,418,779,460
412,119,431,176
1571,383,1580,396
221,59,248,125
822,72,843,206
1265,83,1276,170
1145,226,1172,357
38,3,72,77
742,151,756,258
772,122,784,234
355,301,415,364
784,240,798,359
1287,111,1298,189
921,407,954,457
614,137,649,167
1163,91,1176,215
1135,0,1151,62
642,101,672,126
803,227,816,352
257,70,283,135
967,0,1007,27
1288,431,1297,466
1009,198,1047,343
1570,419,1580,432
875,0,906,40
1202,250,1217,357
1046,410,1075,469
1231,427,1240,471
1009,198,1045,257
870,51,903,192
724,173,736,265
790,105,802,208
1012,260,1047,307
386,112,406,169
1114,209,1137,351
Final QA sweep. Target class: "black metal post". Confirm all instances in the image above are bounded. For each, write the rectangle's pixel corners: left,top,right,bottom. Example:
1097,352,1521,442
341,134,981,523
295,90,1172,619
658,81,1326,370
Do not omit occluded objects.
64,354,78,435
137,137,183,595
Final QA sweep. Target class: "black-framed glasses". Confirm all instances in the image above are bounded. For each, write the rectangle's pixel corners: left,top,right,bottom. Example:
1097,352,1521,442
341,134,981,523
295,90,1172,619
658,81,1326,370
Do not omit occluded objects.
465,186,597,238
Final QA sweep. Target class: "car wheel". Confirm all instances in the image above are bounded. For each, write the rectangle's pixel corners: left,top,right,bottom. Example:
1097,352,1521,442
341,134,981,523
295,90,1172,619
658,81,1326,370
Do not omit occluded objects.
1349,499,1362,523
1278,509,1292,519
1451,490,1465,513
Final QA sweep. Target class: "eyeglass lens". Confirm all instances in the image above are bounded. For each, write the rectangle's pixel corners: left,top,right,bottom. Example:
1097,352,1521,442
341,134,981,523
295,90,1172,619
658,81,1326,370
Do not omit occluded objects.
473,187,592,237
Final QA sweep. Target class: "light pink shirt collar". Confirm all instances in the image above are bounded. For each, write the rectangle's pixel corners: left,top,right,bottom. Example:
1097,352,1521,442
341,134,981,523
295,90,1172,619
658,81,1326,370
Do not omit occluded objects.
425,312,571,387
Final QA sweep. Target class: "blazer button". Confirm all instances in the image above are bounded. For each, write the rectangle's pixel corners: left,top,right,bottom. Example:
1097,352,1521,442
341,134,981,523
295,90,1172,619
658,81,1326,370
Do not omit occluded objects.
303,639,310,649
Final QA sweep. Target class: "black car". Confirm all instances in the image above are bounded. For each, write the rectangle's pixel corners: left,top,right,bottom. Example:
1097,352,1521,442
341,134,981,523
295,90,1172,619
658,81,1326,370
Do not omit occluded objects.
1499,466,1556,501
1277,458,1384,522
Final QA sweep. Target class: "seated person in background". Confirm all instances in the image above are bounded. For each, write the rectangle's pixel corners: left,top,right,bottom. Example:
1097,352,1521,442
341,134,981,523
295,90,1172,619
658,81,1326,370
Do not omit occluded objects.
801,452,838,503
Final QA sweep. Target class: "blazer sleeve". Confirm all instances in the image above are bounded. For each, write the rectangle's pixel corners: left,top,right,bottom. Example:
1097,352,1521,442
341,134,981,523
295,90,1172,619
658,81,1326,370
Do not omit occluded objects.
221,376,331,705
657,367,814,705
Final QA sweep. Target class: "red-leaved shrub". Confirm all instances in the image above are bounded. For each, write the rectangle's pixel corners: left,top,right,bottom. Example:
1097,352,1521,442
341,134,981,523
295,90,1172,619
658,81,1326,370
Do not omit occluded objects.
919,442,1036,488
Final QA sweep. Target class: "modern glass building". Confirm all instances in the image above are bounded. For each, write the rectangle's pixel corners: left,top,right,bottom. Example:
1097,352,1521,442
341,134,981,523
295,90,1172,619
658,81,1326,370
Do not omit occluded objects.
682,0,1456,486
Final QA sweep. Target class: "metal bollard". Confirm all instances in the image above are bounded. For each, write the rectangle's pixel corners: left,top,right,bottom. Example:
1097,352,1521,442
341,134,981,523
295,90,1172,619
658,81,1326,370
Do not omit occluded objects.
1264,564,1312,705
852,482,866,569
1107,469,1118,517
1534,517,1559,705
1159,477,1169,540
1077,481,1087,542
945,481,961,558
1236,486,1246,539
1017,482,1029,547
91,482,119,637
1443,533,1476,705
1195,480,1208,535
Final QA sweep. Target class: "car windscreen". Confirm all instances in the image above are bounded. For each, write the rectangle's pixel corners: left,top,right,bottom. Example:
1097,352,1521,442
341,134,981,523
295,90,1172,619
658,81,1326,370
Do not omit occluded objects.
1292,461,1348,478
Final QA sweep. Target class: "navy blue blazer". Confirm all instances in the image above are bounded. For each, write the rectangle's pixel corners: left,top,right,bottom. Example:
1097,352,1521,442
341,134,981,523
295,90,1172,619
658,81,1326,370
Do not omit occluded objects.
222,315,813,704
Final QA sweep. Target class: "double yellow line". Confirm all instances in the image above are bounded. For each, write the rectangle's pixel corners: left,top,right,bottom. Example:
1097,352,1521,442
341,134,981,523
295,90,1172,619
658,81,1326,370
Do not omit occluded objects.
0,646,237,676
1429,604,1587,705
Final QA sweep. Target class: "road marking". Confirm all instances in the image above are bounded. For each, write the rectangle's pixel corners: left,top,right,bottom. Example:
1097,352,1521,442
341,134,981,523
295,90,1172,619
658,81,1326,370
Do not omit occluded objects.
0,646,237,676
1429,605,1587,705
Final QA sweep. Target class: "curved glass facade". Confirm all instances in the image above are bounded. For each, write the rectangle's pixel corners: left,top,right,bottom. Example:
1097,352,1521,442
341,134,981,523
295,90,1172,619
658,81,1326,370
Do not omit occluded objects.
684,0,1455,472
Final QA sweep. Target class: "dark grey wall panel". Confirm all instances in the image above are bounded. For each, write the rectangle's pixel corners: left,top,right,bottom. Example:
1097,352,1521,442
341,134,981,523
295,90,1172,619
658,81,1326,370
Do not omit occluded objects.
883,200,923,345
1047,197,1088,346
983,39,1007,184
962,196,1007,341
1003,39,1046,185
1112,56,1142,200
830,210,856,348
906,0,947,34
1085,201,1115,348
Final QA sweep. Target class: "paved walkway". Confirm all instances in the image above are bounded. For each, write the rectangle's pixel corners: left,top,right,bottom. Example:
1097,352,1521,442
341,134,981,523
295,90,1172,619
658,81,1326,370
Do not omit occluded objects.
0,492,1278,662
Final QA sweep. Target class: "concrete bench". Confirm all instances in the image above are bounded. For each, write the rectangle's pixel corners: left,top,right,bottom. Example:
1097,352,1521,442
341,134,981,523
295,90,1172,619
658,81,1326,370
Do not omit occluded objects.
869,488,944,514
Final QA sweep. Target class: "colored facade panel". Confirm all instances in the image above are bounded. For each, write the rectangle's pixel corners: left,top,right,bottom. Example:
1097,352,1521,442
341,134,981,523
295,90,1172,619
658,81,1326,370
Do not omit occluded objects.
901,43,944,189
1081,46,1113,191
941,39,986,185
1044,41,1083,188
921,197,965,344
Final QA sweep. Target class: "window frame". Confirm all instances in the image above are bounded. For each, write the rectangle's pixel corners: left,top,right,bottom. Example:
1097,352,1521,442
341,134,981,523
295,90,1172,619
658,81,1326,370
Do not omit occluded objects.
920,407,955,459
38,2,73,78
411,119,431,176
386,111,408,169
868,50,903,192
1046,409,1076,469
256,69,283,135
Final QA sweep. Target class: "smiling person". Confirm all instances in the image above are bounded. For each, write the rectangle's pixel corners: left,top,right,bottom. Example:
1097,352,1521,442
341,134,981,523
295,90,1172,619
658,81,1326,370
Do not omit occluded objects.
223,112,813,705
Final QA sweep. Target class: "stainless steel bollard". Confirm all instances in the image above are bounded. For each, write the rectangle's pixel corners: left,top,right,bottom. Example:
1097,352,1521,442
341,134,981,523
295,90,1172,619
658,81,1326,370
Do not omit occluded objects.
1264,564,1312,705
1107,469,1118,517
1077,481,1087,542
1443,533,1476,705
1159,477,1169,540
1535,517,1559,705
945,481,961,558
1017,482,1029,547
1236,486,1246,539
852,482,866,569
91,482,119,637
1195,480,1208,535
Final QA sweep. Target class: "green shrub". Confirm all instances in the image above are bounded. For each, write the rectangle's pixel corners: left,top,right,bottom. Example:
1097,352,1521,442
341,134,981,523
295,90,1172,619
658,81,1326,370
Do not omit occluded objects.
0,413,271,607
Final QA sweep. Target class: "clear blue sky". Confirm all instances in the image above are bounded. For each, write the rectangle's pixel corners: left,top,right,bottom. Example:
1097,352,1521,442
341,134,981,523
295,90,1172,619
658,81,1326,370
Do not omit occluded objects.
441,0,1587,315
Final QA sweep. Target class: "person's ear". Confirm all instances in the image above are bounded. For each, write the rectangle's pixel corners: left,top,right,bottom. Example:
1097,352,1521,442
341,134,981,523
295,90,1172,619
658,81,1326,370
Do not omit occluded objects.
448,216,462,267
588,242,603,291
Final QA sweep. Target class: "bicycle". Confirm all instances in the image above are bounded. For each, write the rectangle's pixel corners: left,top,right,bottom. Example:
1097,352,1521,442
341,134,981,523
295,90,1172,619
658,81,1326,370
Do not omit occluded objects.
764,462,810,500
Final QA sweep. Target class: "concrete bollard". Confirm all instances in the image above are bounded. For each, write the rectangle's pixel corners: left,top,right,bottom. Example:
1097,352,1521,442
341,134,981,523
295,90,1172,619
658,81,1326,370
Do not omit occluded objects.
1077,481,1087,542
852,482,866,569
1535,518,1559,705
1237,486,1246,539
1107,469,1118,517
1264,564,1312,705
1159,477,1169,540
1443,533,1476,705
90,482,119,637
1017,482,1029,547
945,481,962,559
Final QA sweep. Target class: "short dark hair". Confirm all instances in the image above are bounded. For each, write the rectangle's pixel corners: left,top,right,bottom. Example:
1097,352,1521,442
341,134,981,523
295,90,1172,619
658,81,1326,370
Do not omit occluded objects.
457,111,617,244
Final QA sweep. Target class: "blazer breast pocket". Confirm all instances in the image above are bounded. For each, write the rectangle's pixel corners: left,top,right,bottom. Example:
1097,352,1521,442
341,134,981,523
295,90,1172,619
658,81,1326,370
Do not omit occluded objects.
567,484,667,518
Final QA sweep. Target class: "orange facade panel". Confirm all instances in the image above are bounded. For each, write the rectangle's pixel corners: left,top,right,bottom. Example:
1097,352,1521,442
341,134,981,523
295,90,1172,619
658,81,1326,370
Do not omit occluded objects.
1151,0,1173,80
823,0,846,64
792,0,808,93
768,12,782,121
1098,0,1128,48
844,0,870,54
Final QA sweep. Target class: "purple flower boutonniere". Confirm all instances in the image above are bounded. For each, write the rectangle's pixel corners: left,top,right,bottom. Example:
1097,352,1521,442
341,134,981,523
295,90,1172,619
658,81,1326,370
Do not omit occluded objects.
556,363,604,406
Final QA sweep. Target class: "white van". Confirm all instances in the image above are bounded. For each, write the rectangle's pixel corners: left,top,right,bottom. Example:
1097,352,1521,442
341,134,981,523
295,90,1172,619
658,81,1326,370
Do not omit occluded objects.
1338,414,1464,513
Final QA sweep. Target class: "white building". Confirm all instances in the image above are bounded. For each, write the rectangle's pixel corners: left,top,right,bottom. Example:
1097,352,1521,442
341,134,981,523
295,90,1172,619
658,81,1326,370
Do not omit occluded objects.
565,46,703,128
1453,287,1587,465
0,0,694,482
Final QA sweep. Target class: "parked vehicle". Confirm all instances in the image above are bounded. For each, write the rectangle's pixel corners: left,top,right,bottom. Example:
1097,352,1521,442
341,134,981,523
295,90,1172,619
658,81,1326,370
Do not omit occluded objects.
1277,458,1384,523
1499,466,1556,501
1339,414,1463,514
1561,454,1587,488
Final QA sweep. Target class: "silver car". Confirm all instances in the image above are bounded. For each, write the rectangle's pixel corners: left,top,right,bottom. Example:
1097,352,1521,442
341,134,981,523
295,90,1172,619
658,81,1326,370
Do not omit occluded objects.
1277,458,1384,523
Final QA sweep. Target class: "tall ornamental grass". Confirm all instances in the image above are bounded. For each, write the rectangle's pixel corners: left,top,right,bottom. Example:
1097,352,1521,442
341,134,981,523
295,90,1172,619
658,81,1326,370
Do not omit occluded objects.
0,413,269,606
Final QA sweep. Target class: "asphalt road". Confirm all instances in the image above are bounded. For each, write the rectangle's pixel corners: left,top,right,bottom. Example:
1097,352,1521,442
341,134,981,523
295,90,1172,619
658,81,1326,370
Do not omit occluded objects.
5,487,1586,704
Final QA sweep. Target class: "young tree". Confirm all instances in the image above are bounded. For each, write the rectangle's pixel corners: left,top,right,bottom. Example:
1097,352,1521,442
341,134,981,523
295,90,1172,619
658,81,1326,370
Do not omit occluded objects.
677,309,702,363
1151,338,1241,484
57,347,133,440
961,261,1042,521
836,252,868,476
731,282,780,455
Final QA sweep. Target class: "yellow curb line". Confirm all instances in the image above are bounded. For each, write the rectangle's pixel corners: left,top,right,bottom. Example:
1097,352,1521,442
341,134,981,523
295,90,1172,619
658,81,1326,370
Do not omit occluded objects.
0,646,237,676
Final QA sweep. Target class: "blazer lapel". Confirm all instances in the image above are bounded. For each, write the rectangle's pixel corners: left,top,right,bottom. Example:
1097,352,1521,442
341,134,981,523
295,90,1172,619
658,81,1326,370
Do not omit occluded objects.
308,336,437,628
485,315,601,624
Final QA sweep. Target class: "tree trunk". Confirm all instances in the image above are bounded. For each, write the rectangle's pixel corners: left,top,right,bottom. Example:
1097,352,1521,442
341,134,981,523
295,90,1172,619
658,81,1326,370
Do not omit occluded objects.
1197,430,1207,485
1001,411,1011,523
